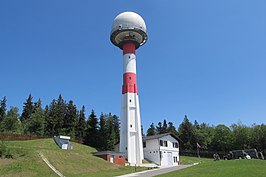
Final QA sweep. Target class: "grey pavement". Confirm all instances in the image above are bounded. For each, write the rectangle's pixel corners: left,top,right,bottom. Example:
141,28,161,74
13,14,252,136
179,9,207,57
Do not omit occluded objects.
116,165,193,177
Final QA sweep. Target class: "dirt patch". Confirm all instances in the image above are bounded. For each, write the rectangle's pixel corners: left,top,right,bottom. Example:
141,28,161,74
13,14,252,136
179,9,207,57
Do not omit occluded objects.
0,158,15,167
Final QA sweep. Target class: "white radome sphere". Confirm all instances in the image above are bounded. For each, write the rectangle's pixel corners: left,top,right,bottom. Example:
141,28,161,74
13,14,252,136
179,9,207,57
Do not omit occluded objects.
110,11,148,49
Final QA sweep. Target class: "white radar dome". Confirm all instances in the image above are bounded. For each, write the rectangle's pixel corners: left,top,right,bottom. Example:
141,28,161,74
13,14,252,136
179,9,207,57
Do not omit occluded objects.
110,11,148,49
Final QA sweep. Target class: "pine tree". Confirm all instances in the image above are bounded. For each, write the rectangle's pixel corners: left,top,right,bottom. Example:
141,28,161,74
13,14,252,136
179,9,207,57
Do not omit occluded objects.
161,119,168,134
27,107,45,136
112,114,120,143
44,99,59,136
107,126,116,151
156,122,163,134
54,94,66,135
98,113,107,150
33,98,42,111
105,113,118,150
0,96,7,125
75,105,86,142
178,115,195,150
44,105,50,136
193,120,200,129
147,123,156,136
167,122,178,135
64,100,78,138
84,110,99,147
20,94,34,134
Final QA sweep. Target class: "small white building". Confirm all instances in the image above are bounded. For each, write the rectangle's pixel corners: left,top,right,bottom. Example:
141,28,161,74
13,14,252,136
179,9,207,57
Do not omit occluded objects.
143,133,180,166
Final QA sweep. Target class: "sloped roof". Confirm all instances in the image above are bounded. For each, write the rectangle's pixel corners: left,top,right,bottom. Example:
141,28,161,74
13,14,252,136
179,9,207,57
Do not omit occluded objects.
143,133,182,142
93,151,125,156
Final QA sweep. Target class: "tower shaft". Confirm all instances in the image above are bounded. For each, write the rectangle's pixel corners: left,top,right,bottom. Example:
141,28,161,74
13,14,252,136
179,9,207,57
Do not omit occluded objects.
120,42,143,165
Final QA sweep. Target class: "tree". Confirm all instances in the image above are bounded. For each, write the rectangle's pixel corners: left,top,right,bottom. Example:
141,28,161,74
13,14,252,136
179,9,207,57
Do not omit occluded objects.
231,122,251,150
98,113,107,150
75,105,87,142
27,107,45,136
112,114,120,143
84,110,99,147
33,98,42,111
250,124,266,155
147,123,156,136
105,113,117,150
54,94,66,135
63,100,78,137
156,122,163,134
167,122,178,135
1,107,21,133
107,126,116,151
20,94,34,133
178,115,195,150
161,119,168,134
210,124,232,152
195,123,214,150
0,96,7,125
193,120,200,129
44,100,57,136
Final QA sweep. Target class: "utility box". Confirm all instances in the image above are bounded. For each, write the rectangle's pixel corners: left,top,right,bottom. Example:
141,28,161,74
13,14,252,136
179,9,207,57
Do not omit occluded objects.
54,135,73,150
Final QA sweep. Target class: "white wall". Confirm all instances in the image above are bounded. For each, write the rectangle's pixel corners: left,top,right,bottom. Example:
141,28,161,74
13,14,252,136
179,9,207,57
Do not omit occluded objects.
159,135,179,166
143,139,160,165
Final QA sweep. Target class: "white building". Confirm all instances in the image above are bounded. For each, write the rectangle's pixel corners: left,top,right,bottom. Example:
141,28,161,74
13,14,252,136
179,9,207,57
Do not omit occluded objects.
143,133,180,166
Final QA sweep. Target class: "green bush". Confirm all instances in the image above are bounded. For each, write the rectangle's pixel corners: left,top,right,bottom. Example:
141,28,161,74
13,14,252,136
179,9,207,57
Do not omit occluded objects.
0,141,13,158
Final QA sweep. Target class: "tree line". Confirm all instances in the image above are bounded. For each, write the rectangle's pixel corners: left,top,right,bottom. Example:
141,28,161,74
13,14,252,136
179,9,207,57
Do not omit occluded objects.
146,115,266,155
0,95,119,151
1,95,265,155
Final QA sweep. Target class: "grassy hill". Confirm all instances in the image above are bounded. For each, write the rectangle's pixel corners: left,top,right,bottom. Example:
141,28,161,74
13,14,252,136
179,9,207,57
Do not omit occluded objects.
157,156,266,177
0,139,147,177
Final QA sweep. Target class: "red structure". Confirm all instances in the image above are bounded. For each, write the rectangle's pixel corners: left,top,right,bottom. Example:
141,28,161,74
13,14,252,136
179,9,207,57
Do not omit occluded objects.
93,151,126,166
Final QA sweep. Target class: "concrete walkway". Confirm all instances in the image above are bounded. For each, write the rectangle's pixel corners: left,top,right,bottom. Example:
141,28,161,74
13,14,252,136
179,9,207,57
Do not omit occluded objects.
116,165,193,177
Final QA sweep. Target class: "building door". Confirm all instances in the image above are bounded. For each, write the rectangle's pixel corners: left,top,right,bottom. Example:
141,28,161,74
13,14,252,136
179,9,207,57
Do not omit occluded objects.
110,155,114,163
167,152,173,166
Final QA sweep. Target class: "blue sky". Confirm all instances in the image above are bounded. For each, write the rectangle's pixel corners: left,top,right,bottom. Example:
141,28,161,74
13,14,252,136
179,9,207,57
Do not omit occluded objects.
0,1,265,131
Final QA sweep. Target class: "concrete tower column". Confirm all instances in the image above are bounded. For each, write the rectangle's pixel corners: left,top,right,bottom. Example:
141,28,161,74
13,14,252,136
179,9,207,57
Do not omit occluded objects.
110,11,148,166
120,42,143,165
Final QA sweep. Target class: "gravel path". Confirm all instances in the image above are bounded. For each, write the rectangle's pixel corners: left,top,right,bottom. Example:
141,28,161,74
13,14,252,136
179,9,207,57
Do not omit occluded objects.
116,165,193,177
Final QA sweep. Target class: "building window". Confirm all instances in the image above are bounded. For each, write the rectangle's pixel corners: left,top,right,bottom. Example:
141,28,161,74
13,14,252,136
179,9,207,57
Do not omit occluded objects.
173,142,178,148
160,140,168,147
160,140,163,146
143,142,146,148
164,141,168,147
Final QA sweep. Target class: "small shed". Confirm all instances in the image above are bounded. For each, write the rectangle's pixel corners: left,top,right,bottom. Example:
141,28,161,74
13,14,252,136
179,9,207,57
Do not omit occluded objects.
93,151,126,166
54,135,73,150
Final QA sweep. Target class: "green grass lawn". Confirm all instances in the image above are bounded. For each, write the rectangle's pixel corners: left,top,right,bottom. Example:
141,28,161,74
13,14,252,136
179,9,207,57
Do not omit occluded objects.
0,139,147,177
157,156,266,177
